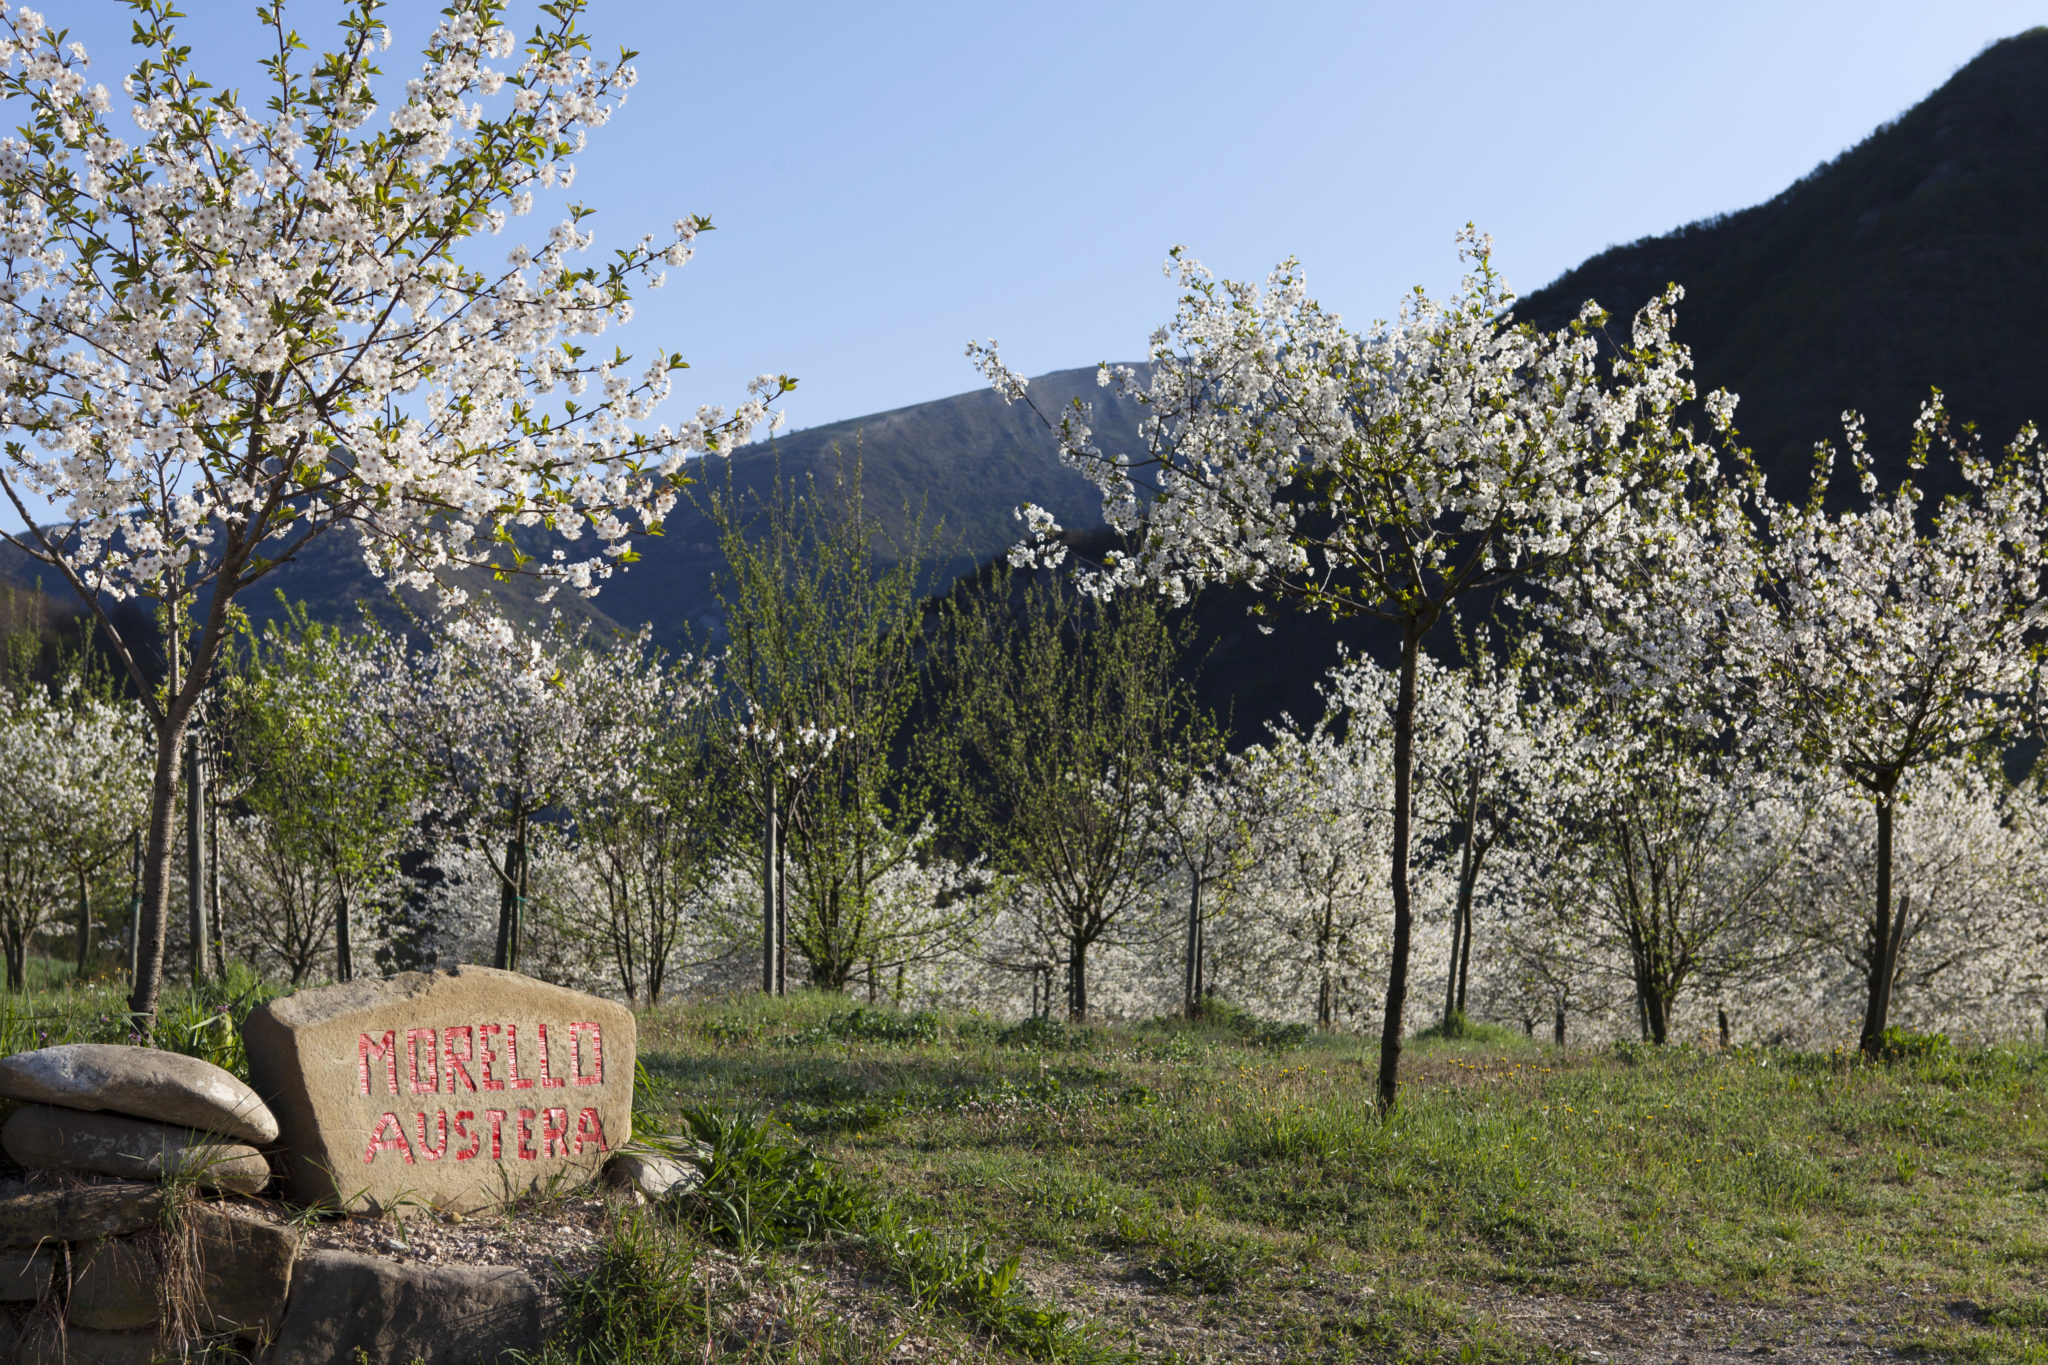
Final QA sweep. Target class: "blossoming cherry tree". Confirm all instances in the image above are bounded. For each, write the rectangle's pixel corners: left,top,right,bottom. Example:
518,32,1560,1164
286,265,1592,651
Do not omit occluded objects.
973,230,1720,1108
0,0,784,1026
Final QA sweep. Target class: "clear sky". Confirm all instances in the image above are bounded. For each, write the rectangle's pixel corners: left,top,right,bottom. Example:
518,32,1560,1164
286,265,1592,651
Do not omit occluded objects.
34,1,2048,438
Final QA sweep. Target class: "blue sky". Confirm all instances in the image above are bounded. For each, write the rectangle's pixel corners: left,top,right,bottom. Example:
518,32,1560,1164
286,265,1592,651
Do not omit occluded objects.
39,0,2048,438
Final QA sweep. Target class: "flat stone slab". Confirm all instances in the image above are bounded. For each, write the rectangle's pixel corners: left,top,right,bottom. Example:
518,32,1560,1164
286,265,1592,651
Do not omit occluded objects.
3,1104,270,1194
245,966,635,1214
263,1249,542,1364
18,1320,158,1365
187,1202,301,1337
0,1184,164,1247
0,1249,50,1300
0,1044,277,1145
68,1236,158,1331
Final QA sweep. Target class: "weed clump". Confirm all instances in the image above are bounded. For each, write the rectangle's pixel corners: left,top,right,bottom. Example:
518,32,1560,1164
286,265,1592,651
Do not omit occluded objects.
1879,1026,1950,1060
998,1015,1081,1050
659,1107,1125,1361
1195,998,1310,1050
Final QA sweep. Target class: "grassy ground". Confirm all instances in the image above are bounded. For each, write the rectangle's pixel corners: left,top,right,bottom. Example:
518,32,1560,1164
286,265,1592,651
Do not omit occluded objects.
622,992,2048,1364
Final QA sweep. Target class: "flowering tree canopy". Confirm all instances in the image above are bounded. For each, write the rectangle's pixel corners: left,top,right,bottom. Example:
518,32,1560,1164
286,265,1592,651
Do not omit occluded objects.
0,0,783,1024
1735,402,2046,1054
973,229,1721,1107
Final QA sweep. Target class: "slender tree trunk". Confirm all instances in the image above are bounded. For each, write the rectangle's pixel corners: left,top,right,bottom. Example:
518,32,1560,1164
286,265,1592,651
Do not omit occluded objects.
1443,769,1477,1029
1456,844,1481,1014
514,827,530,975
185,730,209,987
774,821,787,996
1645,987,1670,1045
1317,898,1335,1029
208,799,225,981
125,830,140,985
494,838,516,971
1068,934,1088,1022
1183,875,1204,1019
1554,1006,1566,1047
334,886,353,983
1859,789,1902,1057
494,828,527,974
74,868,91,978
130,709,193,1031
761,778,777,995
1378,620,1425,1113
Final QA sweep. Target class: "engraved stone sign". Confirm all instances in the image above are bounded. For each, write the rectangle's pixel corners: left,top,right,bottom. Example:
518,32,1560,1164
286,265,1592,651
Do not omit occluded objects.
244,966,635,1213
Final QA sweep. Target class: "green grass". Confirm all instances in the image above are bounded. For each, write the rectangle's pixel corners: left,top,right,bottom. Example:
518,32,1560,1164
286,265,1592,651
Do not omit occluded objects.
622,992,2048,1362
0,960,286,1079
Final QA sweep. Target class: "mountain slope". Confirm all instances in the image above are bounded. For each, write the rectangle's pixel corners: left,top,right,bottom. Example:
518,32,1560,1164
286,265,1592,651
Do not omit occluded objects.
0,365,1141,654
1516,28,2048,495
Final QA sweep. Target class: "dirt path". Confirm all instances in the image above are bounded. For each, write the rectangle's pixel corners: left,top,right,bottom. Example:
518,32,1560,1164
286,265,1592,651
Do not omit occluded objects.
1024,1253,1946,1362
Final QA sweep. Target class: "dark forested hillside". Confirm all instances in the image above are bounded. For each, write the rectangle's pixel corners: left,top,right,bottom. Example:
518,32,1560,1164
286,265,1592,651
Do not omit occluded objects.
1516,28,2048,497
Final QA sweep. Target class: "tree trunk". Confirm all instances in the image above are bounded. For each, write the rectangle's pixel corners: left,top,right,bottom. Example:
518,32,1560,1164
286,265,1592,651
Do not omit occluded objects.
1377,620,1425,1113
1068,935,1088,1022
334,886,353,984
1645,987,1670,1045
129,710,192,1031
494,831,526,974
761,776,778,994
185,730,209,987
1456,845,1481,1014
73,868,91,978
774,820,787,996
1859,790,1904,1057
1443,768,1477,1028
1183,875,1204,1019
1554,1006,1566,1047
208,798,225,981
125,830,140,985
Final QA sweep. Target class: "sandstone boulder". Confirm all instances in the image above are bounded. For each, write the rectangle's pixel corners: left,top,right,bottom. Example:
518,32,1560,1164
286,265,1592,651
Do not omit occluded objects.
261,1250,542,1365
67,1237,158,1331
245,966,634,1214
185,1202,301,1338
0,1044,277,1145
3,1105,270,1194
0,1185,163,1247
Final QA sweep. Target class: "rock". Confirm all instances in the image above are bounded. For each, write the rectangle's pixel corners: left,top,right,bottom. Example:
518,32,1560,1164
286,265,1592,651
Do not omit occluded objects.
604,1148,701,1201
185,1203,300,1338
261,1250,542,1365
0,1185,164,1247
0,1251,51,1300
245,966,635,1214
67,1237,158,1331
2,1105,270,1194
17,1321,159,1365
0,1044,277,1146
